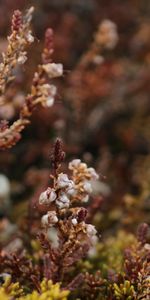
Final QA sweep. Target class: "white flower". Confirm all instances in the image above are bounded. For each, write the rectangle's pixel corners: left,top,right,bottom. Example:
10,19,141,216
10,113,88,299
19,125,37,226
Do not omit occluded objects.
68,159,81,170
39,188,57,205
57,173,74,189
41,214,49,227
59,193,69,203
82,195,89,203
49,84,57,96
42,84,57,107
47,227,59,248
18,53,27,64
43,63,63,78
88,168,99,180
45,96,54,107
144,243,150,251
41,83,50,92
72,218,78,226
86,224,98,245
56,200,69,209
41,211,58,227
41,84,57,97
26,31,34,43
80,163,87,169
85,224,98,245
86,224,97,236
90,235,98,244
93,55,104,65
56,193,70,209
83,181,92,193
98,19,118,49
66,187,76,196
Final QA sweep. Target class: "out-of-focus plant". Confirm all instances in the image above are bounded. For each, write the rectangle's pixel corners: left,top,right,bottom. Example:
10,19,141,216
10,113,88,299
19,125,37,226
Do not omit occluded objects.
0,7,63,149
0,276,69,300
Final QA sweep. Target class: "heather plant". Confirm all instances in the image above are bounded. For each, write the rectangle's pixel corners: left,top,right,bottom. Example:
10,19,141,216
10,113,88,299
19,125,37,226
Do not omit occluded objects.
38,138,99,283
0,4,150,300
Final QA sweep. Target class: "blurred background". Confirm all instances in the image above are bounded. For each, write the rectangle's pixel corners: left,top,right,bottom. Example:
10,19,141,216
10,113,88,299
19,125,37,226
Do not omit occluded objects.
0,0,150,245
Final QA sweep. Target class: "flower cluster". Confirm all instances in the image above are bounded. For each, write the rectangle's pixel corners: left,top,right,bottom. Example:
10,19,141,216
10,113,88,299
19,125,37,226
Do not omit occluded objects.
37,140,99,281
69,159,99,202
39,158,99,211
39,157,99,246
39,172,74,210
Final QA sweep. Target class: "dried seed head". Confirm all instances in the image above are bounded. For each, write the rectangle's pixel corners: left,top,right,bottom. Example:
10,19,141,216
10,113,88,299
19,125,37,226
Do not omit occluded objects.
50,138,65,171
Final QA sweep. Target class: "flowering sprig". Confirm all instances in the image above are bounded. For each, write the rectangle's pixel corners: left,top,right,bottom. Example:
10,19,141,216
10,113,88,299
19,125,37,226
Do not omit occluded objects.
77,19,118,69
68,19,118,117
0,7,34,96
38,139,100,281
0,8,63,150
